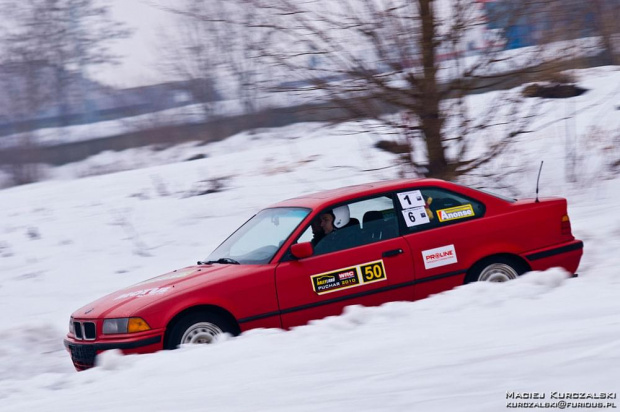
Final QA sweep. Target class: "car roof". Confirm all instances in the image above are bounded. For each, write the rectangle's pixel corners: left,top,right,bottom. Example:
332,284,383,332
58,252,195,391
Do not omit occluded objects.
270,178,449,210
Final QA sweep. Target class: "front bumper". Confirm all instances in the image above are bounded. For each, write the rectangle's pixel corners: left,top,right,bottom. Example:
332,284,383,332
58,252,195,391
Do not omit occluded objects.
64,333,164,371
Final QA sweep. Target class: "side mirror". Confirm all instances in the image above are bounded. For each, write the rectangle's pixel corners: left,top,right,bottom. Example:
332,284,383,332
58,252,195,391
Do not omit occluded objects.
291,242,314,259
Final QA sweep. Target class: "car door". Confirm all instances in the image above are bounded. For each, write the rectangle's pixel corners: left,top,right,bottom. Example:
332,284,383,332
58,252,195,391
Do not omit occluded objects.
275,194,415,328
394,186,486,300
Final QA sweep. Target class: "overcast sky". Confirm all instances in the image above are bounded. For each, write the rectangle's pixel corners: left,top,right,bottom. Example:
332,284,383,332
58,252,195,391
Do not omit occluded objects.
92,0,488,90
90,0,173,88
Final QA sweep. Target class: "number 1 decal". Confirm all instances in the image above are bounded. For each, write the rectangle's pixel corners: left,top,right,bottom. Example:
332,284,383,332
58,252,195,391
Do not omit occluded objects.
397,190,425,209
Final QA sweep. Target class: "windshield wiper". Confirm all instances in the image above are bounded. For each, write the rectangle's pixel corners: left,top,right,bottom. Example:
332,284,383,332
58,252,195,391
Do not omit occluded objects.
197,258,240,265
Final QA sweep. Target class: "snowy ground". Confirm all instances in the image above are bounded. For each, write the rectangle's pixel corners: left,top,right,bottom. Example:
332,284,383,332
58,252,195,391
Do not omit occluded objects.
0,67,619,411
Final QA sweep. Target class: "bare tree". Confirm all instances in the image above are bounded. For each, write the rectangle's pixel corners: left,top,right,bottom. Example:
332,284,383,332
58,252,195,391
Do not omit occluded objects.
0,0,131,184
589,0,620,65
182,0,581,181
155,1,221,120
0,57,52,184
155,0,261,118
1,0,131,123
538,0,619,65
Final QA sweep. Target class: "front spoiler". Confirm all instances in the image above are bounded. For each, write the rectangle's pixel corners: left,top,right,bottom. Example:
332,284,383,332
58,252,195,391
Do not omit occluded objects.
64,335,162,371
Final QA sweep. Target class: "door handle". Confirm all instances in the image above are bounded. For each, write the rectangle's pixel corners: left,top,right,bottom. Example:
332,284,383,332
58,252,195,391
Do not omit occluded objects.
382,248,403,257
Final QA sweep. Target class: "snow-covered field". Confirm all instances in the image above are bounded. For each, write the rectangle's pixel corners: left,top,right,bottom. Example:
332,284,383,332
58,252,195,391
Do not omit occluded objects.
0,67,619,411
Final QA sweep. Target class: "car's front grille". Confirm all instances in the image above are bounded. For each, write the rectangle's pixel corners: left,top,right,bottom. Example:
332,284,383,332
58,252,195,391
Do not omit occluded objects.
73,321,96,340
83,322,96,339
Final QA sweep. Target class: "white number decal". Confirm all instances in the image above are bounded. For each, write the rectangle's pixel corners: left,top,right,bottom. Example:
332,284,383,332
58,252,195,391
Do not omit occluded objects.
401,206,430,227
397,190,426,209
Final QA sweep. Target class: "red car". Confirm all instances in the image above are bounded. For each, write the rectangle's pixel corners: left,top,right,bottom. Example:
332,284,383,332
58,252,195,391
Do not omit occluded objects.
65,178,583,370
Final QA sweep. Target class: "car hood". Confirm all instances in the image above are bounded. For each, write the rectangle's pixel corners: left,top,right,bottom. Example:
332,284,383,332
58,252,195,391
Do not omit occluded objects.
72,264,236,319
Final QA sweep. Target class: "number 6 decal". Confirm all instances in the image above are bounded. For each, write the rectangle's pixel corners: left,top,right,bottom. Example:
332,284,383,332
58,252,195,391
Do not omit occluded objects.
401,206,430,227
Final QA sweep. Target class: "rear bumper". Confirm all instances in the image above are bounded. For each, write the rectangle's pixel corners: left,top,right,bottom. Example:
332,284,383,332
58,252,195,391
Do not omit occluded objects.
523,240,584,274
64,332,164,371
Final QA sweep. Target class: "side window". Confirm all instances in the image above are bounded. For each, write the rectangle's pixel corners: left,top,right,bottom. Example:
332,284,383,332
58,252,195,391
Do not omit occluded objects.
396,187,485,232
296,195,398,256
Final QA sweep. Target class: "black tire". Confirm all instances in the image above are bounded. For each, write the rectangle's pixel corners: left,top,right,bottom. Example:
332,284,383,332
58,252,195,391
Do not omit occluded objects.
465,256,529,284
165,311,236,350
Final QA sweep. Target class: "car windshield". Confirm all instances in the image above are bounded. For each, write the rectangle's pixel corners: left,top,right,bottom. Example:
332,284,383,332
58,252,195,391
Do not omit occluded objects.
205,207,310,264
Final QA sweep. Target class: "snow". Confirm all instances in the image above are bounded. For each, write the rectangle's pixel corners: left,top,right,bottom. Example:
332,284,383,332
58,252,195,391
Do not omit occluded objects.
0,67,619,411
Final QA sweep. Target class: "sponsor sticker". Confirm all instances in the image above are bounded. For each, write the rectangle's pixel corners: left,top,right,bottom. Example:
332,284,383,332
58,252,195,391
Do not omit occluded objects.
437,204,475,222
422,245,458,269
138,268,197,285
311,260,387,295
114,287,172,301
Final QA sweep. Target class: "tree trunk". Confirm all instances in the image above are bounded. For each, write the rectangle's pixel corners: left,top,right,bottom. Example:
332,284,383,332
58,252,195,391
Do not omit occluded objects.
592,0,619,66
418,0,450,179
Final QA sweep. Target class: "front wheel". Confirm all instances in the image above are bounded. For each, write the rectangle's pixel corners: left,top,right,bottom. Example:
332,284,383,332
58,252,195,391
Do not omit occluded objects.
465,257,528,284
165,311,236,349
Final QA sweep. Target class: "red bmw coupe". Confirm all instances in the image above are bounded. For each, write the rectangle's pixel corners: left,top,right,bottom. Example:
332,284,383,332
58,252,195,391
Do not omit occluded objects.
65,178,583,370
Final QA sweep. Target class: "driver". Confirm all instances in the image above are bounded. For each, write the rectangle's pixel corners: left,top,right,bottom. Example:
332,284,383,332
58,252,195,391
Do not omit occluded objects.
319,210,335,235
314,205,350,252
320,205,350,234
310,218,325,246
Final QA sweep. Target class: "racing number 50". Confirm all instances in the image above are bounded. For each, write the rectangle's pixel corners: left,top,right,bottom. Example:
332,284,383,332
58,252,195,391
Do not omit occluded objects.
360,262,386,283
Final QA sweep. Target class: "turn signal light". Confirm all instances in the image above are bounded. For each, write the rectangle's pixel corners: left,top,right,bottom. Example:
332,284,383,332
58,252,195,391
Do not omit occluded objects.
561,215,572,235
127,317,151,333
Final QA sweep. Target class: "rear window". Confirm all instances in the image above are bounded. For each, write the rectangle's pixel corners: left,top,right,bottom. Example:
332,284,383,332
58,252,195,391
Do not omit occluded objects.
473,188,516,203
396,187,485,232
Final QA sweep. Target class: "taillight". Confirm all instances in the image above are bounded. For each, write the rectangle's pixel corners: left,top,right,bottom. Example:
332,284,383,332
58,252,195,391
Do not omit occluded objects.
561,215,572,235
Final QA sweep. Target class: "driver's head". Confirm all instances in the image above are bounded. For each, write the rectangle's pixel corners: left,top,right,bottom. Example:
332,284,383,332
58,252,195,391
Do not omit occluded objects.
319,210,335,234
311,218,323,235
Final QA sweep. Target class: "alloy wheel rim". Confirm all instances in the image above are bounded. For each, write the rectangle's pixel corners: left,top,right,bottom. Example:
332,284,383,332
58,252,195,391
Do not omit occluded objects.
478,263,518,282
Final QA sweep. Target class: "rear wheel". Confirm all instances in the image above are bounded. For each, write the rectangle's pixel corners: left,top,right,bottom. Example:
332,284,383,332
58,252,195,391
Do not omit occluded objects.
165,311,236,349
466,256,528,284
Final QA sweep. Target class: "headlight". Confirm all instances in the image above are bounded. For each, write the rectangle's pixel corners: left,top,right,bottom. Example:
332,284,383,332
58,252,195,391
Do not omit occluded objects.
103,318,128,334
103,318,151,334
69,317,75,335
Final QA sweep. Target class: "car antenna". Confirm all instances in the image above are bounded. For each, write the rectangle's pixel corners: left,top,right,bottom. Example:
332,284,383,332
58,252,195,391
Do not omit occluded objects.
535,161,544,203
